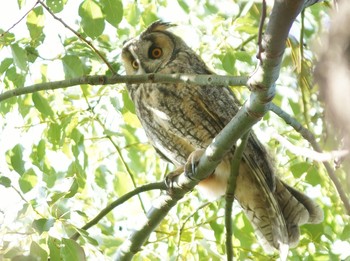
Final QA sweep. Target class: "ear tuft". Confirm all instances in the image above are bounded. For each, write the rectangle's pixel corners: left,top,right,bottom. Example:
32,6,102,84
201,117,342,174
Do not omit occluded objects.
144,20,176,34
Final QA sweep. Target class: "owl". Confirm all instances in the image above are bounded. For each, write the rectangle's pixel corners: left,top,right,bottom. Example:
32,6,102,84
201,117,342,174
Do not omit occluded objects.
121,21,323,252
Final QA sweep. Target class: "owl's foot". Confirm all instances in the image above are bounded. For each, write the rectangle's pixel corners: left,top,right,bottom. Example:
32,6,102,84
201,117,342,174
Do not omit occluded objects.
165,149,205,189
184,149,205,182
165,166,184,189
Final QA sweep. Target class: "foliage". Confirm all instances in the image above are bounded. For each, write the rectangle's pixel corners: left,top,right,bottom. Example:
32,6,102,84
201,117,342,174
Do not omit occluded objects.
0,0,349,260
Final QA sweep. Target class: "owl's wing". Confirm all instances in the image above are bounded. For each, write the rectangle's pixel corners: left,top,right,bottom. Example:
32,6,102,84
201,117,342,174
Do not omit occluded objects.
196,84,322,254
196,84,276,186
196,84,291,253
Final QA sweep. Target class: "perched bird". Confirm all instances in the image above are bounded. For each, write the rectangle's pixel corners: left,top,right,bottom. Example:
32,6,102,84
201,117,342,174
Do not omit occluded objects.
121,21,323,253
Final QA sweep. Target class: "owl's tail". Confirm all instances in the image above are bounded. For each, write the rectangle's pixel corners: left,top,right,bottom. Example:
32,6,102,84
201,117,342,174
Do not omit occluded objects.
274,179,324,245
244,177,324,253
196,153,323,255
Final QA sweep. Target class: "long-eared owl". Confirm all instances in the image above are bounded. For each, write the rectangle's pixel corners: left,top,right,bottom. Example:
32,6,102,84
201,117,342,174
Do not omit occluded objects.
121,21,323,252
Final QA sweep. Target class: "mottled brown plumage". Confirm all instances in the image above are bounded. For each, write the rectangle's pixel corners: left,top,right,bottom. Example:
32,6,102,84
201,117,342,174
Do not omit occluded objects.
121,21,323,252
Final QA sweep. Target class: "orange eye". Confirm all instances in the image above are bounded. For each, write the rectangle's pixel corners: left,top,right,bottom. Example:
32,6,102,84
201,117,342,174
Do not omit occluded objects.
132,60,139,69
149,47,163,59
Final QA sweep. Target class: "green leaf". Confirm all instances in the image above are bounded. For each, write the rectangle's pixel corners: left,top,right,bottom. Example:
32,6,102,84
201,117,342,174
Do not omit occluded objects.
177,0,190,13
122,90,135,113
71,128,84,145
234,51,252,64
25,46,39,63
221,51,235,75
17,0,25,8
305,165,321,186
26,7,45,44
47,0,68,13
4,247,23,259
73,228,99,246
48,122,62,147
61,238,86,261
19,168,38,193
37,139,46,161
11,44,27,71
141,5,158,26
32,218,55,235
62,55,84,78
126,3,140,26
95,165,109,188
65,178,79,198
32,92,54,118
0,176,11,187
43,168,57,188
4,66,25,88
290,162,310,178
30,241,48,261
79,0,105,38
123,111,141,128
0,58,13,74
101,0,123,27
0,30,15,48
48,237,61,261
6,144,25,176
341,224,350,241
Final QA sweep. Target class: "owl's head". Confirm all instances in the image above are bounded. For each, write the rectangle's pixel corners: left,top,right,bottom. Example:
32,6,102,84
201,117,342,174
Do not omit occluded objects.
122,21,186,75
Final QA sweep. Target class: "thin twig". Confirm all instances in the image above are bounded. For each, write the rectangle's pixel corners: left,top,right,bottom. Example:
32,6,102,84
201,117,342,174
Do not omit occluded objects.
175,202,211,261
11,185,45,218
256,0,267,64
38,0,116,74
70,181,166,240
78,87,147,213
93,115,148,214
0,0,40,38
270,103,350,215
225,131,250,261
299,9,311,130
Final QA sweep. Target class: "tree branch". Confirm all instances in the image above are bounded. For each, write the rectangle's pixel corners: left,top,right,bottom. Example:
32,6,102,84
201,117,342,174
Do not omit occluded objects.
272,133,348,162
270,103,350,215
225,131,250,261
0,74,248,103
70,181,166,241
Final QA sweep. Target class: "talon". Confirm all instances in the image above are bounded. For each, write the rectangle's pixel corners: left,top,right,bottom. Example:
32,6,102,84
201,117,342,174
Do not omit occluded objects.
185,149,205,181
165,167,183,189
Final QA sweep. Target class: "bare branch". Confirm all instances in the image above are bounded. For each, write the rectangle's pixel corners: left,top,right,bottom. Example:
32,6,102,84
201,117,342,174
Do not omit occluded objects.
273,133,349,162
270,103,350,215
0,74,248,103
70,181,166,241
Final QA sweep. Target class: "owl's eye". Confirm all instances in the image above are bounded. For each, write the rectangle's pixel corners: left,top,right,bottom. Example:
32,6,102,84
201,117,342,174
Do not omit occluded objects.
149,46,163,59
132,60,139,69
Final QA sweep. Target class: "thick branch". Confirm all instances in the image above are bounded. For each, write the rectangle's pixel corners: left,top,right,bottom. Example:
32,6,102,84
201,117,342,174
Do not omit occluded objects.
0,74,247,103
